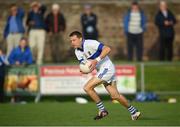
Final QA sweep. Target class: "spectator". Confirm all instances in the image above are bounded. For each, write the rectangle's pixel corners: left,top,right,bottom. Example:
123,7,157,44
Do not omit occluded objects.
0,48,8,103
81,4,98,40
3,4,25,57
155,1,176,61
123,1,146,61
26,1,47,64
8,38,33,65
46,3,66,62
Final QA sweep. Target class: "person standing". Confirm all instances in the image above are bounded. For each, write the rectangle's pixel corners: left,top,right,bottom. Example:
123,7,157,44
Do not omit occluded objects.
3,4,25,57
81,4,98,40
46,4,66,62
155,1,176,61
0,48,8,103
123,1,146,61
26,1,47,64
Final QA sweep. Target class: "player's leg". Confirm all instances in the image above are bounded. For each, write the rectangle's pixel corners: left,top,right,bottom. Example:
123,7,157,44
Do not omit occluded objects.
104,81,130,107
83,77,108,120
83,77,102,103
104,81,141,120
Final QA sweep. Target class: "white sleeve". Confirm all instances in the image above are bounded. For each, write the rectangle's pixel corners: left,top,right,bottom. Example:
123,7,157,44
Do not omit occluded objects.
86,40,104,51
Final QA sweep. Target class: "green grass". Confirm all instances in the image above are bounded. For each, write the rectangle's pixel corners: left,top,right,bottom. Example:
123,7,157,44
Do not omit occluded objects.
0,102,180,126
1,62,180,126
133,63,180,92
144,65,180,91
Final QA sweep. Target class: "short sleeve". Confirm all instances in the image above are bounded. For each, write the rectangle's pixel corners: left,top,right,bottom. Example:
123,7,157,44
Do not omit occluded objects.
86,40,104,52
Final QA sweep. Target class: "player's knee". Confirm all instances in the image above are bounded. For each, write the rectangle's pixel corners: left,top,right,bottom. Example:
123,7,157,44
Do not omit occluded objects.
111,95,120,100
83,86,90,92
83,85,93,92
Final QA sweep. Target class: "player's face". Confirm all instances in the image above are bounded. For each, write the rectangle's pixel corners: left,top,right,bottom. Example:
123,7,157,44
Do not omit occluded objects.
70,35,82,49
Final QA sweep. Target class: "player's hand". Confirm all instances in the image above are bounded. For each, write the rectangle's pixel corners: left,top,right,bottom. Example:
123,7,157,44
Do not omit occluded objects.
89,59,97,71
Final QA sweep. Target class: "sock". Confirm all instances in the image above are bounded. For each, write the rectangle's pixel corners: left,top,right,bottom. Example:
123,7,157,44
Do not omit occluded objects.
128,105,137,115
96,101,106,112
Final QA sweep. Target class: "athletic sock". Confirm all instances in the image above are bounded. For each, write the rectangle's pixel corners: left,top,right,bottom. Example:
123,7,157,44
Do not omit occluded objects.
96,101,106,112
128,105,137,115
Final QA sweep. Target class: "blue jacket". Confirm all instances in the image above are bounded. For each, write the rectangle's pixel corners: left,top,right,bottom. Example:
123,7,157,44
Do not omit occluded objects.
8,46,33,65
3,8,25,38
123,10,147,34
26,5,47,31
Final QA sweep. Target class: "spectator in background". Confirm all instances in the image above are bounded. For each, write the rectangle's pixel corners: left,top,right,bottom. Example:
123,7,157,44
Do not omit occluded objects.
26,1,47,64
0,48,8,103
8,38,33,65
123,1,146,61
3,4,25,57
155,1,176,61
81,4,98,40
46,3,66,63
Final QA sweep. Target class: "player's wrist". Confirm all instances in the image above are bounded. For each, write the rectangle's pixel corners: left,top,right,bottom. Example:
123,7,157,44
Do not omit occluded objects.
95,57,101,62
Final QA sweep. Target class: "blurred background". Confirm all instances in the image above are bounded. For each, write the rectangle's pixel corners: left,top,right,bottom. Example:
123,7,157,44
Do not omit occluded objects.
0,0,179,102
0,0,180,126
0,0,179,62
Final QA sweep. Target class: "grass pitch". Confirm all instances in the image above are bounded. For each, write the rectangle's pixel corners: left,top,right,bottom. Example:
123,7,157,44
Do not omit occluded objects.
0,101,180,126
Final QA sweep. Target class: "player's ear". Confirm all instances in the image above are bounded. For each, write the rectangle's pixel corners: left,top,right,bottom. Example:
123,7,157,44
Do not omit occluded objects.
79,37,82,42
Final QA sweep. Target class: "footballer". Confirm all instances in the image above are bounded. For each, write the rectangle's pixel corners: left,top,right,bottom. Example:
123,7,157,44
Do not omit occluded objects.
69,31,141,120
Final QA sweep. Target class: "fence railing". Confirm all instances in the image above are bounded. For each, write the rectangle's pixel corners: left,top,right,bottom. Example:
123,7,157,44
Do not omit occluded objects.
3,62,180,102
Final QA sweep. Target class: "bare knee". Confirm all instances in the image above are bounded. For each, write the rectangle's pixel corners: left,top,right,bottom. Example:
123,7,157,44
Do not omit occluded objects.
111,94,120,100
83,85,93,93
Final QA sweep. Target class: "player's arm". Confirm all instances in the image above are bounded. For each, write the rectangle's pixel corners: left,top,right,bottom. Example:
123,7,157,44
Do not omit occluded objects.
90,45,111,70
96,45,111,61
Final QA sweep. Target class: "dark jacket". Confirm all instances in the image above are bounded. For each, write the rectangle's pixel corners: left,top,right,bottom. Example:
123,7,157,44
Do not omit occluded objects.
0,55,7,77
8,46,33,65
81,13,98,40
46,12,66,33
3,8,25,38
26,5,47,31
123,10,147,34
155,10,176,38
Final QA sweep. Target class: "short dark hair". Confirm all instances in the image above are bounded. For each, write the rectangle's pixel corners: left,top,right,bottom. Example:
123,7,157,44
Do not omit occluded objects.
20,37,28,42
132,1,138,5
69,31,82,38
10,3,17,9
